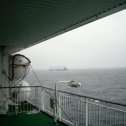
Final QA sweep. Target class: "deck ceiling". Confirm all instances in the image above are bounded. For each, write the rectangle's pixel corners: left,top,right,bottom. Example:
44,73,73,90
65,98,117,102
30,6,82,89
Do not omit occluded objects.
0,0,126,52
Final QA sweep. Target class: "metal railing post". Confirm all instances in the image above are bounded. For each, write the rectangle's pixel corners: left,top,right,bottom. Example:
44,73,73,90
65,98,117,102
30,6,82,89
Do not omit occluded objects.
35,87,39,113
35,87,37,107
58,92,61,121
124,112,125,125
41,88,45,111
98,106,100,126
85,98,88,126
54,84,58,123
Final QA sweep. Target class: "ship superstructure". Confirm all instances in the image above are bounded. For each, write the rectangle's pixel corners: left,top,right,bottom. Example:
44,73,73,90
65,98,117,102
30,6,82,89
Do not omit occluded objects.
49,66,68,71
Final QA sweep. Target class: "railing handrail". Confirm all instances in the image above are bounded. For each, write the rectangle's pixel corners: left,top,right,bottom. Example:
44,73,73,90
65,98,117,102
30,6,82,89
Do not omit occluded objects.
1,85,126,107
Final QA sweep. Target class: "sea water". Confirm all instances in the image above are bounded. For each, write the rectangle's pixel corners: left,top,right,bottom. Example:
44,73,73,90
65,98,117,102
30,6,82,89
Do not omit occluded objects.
26,68,126,104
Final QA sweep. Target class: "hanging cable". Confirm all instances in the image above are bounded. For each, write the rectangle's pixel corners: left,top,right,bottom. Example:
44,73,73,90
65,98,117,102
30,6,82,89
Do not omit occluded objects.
30,65,74,125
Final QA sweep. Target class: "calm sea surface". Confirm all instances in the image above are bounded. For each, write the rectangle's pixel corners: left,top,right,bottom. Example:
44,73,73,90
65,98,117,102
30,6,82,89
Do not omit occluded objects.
26,68,126,104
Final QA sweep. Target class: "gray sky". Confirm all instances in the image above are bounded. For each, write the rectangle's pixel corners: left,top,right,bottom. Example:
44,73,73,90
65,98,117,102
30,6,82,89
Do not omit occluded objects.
19,9,126,70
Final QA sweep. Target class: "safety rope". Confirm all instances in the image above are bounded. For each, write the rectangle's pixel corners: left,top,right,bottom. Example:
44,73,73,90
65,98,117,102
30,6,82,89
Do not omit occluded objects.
30,65,74,125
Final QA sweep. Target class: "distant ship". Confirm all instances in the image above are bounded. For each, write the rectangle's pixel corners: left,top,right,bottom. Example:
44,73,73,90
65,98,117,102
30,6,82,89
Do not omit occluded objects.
49,66,68,71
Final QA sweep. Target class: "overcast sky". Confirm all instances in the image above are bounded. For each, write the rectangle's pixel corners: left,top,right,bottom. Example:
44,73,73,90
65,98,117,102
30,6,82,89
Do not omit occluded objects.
19,9,126,70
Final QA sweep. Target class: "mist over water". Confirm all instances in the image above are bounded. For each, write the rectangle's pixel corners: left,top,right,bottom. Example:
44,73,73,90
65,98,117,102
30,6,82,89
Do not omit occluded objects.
26,68,126,104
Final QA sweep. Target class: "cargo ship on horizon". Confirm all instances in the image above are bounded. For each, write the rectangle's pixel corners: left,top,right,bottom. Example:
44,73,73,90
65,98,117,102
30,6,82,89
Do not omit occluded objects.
49,66,68,71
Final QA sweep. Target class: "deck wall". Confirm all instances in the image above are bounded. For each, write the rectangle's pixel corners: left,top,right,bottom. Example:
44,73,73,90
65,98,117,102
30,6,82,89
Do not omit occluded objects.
0,47,9,114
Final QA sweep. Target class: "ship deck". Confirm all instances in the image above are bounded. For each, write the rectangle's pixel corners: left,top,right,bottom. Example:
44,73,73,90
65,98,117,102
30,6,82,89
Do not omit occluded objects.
0,112,67,126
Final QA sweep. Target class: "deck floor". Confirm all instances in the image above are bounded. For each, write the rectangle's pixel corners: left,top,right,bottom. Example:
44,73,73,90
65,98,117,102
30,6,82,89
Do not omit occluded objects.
0,113,67,126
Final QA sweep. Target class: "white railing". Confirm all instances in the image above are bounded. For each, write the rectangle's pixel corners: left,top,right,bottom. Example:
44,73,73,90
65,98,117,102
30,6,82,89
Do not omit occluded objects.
41,87,126,126
57,92,126,126
0,86,126,126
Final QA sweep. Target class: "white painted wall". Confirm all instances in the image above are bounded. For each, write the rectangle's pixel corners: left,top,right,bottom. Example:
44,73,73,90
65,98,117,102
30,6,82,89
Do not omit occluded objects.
0,47,9,114
0,48,2,87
